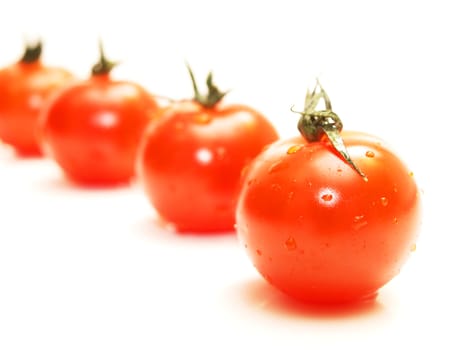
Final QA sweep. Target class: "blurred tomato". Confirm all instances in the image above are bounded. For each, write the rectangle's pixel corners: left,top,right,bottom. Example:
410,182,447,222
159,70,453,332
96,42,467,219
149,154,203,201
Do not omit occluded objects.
137,66,279,232
0,41,74,156
39,43,158,185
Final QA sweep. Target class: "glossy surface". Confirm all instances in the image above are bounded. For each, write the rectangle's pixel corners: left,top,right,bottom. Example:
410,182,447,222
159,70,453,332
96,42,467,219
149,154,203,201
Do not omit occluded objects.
0,61,74,156
40,75,158,185
138,100,279,232
236,131,421,303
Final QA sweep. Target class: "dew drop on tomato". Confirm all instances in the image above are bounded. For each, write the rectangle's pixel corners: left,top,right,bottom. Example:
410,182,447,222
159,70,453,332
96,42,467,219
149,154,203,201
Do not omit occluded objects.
353,215,368,230
321,193,333,201
380,196,389,206
271,183,282,191
286,144,303,154
365,150,375,158
268,160,288,174
215,146,226,160
285,237,297,251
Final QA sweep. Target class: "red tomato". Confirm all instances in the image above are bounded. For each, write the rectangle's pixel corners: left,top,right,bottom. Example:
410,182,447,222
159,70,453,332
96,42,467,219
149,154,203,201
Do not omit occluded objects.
236,83,421,303
0,41,74,156
137,67,279,232
39,43,158,186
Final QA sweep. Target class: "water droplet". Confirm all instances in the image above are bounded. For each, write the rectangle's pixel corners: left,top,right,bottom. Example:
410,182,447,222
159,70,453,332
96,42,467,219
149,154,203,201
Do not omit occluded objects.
241,165,250,177
410,243,417,252
393,217,398,224
318,188,339,206
288,191,294,200
268,160,288,174
287,144,303,154
353,215,368,230
409,171,414,177
380,196,389,206
393,187,398,193
285,237,297,251
271,183,282,191
256,249,262,256
195,113,211,124
365,150,375,158
216,147,226,159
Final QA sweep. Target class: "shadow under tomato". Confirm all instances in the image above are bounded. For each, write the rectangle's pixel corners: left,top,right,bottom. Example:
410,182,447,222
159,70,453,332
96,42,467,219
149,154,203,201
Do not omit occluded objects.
233,278,386,320
134,215,239,245
36,169,136,193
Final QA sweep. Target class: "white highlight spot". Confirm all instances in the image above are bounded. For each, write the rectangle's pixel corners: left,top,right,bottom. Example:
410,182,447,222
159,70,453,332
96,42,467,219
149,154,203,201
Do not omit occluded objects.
317,187,339,207
195,148,213,165
28,94,43,109
97,112,118,128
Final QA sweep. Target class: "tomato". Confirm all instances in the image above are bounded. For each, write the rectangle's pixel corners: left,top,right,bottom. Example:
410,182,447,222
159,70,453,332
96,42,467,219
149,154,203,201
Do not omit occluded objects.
39,43,158,186
137,66,279,233
236,82,421,304
0,41,74,156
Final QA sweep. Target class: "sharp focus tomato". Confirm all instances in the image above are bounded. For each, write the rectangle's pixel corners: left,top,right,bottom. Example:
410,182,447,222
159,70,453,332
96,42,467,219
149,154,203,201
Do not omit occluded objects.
39,44,158,186
236,85,421,304
137,68,279,232
0,42,74,156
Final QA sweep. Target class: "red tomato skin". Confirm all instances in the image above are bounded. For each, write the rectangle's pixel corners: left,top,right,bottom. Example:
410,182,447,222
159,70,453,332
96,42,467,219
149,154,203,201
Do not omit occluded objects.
40,75,158,185
0,61,74,156
137,101,279,233
236,131,421,303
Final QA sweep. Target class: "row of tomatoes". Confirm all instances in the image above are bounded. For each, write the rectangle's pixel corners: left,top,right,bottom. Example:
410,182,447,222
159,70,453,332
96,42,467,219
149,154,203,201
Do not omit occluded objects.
0,41,422,305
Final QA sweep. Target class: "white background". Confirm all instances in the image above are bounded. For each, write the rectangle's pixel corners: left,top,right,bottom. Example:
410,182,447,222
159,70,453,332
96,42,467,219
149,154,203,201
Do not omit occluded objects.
0,1,465,349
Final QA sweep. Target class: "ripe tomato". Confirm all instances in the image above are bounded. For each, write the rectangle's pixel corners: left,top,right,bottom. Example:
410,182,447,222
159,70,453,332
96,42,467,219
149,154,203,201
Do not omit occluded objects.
0,41,74,156
39,43,158,186
236,83,421,303
137,66,279,233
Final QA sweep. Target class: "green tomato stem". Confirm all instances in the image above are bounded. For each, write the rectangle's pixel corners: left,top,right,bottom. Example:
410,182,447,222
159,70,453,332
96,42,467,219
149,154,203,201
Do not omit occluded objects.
296,80,367,181
20,40,42,63
91,40,118,76
186,63,228,108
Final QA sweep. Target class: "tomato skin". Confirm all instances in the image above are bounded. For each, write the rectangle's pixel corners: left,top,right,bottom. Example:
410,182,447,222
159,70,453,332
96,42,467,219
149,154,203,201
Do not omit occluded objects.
0,61,74,156
236,131,421,303
137,100,279,233
40,75,158,185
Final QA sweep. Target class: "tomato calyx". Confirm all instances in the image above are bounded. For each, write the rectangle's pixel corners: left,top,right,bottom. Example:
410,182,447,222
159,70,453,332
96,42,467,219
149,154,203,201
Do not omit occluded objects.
294,80,367,181
186,64,228,108
91,41,119,76
20,40,42,64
